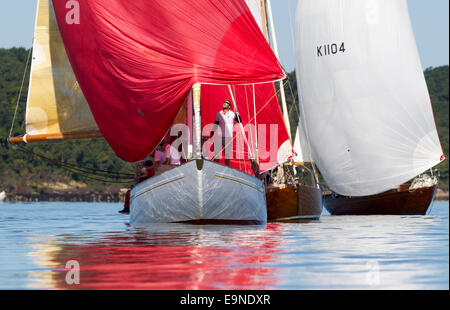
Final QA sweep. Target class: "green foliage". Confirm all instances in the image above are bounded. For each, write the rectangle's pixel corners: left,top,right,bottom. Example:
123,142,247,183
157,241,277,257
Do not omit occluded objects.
0,48,133,193
425,66,449,190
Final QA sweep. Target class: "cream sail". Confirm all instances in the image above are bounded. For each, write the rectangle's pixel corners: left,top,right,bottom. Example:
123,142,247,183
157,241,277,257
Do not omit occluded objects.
23,0,99,142
295,0,445,196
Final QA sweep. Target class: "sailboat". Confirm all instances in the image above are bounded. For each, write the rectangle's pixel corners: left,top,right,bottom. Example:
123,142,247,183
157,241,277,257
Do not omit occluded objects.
9,0,288,225
294,0,446,215
258,0,323,221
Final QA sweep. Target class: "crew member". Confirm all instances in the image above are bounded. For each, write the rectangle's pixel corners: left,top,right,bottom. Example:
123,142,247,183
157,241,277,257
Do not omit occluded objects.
209,99,242,166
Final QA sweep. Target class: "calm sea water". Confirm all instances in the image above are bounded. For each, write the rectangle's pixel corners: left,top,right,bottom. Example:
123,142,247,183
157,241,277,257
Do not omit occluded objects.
0,201,448,290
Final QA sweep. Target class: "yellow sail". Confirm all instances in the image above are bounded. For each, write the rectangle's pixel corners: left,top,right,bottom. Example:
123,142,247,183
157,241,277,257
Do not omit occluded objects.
11,0,100,143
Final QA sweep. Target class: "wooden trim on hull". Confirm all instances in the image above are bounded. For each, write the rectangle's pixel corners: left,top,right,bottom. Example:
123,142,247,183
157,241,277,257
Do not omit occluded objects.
323,184,438,215
266,183,323,221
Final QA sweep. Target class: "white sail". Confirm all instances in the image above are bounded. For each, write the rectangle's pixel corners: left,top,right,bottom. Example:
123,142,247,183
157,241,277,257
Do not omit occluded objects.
295,0,445,196
293,120,313,164
245,0,265,32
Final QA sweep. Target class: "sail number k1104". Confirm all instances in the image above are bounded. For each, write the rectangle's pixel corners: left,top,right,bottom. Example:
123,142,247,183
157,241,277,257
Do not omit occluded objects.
317,42,346,57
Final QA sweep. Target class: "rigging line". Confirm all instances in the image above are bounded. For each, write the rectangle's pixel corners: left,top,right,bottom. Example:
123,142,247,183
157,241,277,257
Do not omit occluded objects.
14,144,135,178
287,0,297,58
17,149,134,182
229,84,254,160
19,147,131,179
252,84,259,165
232,85,245,172
17,149,134,184
211,82,284,162
16,146,135,180
287,79,299,117
9,45,33,139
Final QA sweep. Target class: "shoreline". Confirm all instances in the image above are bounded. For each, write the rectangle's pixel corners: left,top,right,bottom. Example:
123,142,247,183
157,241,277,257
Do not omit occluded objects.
3,191,126,203
435,189,449,202
2,190,448,203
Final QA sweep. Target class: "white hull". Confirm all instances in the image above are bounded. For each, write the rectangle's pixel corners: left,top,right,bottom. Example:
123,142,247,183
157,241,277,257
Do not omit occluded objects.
130,160,266,226
0,191,5,202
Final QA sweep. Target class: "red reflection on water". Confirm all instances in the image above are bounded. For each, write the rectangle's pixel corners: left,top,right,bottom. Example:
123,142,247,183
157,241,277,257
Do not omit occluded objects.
50,225,283,290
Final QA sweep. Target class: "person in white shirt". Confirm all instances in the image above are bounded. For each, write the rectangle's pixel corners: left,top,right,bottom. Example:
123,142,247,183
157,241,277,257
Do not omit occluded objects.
209,99,242,166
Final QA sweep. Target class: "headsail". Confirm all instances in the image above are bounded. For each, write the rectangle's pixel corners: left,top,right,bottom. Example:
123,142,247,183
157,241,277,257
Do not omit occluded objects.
52,0,285,162
24,0,99,140
293,121,314,164
295,0,445,196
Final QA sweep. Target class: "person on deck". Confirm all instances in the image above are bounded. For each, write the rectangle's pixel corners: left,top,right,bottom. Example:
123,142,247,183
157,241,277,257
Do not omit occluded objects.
119,185,133,214
138,159,155,183
154,142,167,165
209,99,242,166
165,142,181,166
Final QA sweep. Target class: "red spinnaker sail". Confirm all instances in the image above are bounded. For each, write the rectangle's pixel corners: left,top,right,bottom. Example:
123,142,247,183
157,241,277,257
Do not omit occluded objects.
202,84,293,175
52,0,285,162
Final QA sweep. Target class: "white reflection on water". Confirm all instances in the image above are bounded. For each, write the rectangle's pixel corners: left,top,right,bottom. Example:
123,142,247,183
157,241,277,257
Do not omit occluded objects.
0,202,448,289
270,212,449,289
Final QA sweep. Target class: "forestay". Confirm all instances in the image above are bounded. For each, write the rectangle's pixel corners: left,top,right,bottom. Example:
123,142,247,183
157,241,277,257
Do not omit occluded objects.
295,0,445,196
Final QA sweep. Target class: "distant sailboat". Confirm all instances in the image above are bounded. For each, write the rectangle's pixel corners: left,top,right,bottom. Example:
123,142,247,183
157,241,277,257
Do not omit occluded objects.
294,0,446,215
261,0,323,221
0,191,6,203
9,0,288,225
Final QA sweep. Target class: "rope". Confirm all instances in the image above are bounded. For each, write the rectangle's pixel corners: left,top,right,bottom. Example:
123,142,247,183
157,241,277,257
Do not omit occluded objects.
209,83,283,163
9,46,33,139
16,145,135,184
5,45,134,184
287,0,297,58
286,78,300,121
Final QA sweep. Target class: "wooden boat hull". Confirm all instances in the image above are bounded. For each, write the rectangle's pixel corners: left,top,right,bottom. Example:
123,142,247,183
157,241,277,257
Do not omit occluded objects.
130,160,266,226
323,184,438,215
266,184,323,221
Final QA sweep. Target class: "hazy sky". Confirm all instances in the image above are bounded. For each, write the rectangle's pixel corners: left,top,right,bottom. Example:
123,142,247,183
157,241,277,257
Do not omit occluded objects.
0,0,448,72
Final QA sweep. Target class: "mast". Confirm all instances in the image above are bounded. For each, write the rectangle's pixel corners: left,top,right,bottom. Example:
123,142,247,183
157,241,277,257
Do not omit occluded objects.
192,83,202,159
260,0,270,40
265,0,291,140
187,89,194,160
252,84,259,165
